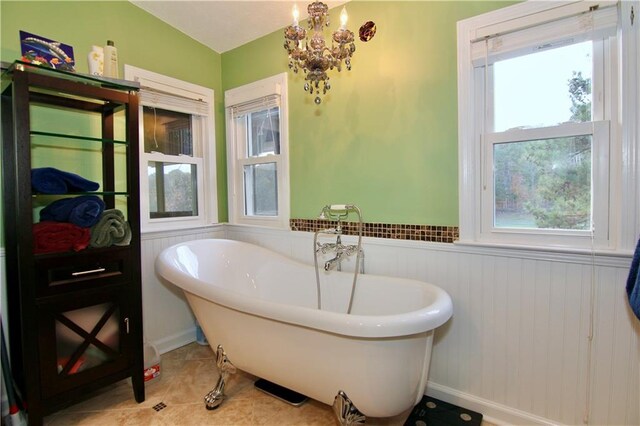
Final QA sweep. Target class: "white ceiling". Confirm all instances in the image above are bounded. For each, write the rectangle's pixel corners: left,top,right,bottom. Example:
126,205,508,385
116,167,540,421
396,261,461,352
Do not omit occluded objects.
130,1,349,54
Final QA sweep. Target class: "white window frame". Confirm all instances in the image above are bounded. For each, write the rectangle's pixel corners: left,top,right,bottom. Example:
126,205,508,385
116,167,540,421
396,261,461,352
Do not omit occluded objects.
225,73,290,229
456,0,640,251
124,65,217,232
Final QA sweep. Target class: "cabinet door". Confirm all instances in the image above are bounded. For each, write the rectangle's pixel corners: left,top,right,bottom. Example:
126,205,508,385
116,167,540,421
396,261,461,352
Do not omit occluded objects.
37,285,135,398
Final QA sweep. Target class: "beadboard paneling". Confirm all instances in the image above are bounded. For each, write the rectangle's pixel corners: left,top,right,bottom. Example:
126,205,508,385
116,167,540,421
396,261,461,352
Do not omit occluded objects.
225,225,639,426
140,225,225,353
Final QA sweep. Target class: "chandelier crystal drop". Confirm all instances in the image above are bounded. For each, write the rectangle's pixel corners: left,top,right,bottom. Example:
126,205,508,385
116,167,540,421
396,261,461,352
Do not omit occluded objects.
284,2,356,104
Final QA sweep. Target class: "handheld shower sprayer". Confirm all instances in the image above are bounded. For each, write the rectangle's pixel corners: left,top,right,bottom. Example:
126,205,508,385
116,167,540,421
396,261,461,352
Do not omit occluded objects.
318,204,351,220
317,205,354,233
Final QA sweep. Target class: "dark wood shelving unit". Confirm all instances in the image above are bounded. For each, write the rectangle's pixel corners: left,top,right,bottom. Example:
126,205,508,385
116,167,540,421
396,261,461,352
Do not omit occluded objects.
1,61,145,425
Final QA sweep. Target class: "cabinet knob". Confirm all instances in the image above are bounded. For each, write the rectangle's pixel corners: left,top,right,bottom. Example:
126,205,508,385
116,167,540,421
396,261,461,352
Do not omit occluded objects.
124,317,130,334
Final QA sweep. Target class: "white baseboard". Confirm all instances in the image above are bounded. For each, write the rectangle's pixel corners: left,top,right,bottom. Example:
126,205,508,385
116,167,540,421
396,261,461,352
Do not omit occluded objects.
426,382,561,426
151,327,196,355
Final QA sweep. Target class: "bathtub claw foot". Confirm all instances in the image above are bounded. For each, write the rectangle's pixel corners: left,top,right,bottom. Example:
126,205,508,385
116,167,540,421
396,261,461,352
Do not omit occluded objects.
204,345,236,410
204,387,224,410
333,390,366,425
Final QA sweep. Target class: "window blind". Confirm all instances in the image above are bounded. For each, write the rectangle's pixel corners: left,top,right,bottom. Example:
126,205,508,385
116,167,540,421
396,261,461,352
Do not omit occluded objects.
137,77,210,116
470,1,618,65
228,94,280,118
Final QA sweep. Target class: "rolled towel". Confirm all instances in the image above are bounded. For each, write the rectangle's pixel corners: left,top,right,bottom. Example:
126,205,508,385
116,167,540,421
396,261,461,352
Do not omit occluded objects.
626,237,640,320
33,221,90,254
40,195,105,228
32,167,100,194
90,209,132,248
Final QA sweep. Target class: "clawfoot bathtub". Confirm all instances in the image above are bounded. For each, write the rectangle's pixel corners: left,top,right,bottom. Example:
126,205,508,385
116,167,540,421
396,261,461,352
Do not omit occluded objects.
155,239,452,420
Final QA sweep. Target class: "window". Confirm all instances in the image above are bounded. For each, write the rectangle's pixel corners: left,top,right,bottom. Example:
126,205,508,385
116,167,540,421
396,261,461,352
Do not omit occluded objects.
457,1,624,249
124,65,216,232
144,107,198,219
225,73,289,228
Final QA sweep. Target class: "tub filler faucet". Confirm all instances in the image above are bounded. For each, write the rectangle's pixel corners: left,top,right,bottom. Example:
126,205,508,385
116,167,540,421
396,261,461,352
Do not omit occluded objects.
319,235,361,272
313,205,365,314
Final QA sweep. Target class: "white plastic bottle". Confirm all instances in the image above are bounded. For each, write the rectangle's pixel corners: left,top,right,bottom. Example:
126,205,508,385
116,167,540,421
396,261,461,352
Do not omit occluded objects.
87,45,104,76
143,339,161,382
102,40,118,78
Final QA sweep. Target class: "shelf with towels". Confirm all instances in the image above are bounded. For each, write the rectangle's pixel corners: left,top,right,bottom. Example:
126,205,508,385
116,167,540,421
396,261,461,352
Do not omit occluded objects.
32,191,130,197
1,59,144,424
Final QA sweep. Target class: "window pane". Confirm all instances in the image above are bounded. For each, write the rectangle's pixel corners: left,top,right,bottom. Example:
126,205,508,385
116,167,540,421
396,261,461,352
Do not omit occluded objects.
143,107,192,155
493,41,592,132
248,107,280,157
148,162,197,218
493,135,591,230
243,163,277,216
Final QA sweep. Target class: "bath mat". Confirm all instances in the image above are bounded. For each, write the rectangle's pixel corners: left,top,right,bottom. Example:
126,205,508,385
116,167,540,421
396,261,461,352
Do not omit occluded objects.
254,378,308,406
404,396,482,426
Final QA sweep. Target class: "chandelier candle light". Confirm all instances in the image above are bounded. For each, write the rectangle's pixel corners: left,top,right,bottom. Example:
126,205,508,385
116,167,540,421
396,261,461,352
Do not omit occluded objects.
284,2,356,104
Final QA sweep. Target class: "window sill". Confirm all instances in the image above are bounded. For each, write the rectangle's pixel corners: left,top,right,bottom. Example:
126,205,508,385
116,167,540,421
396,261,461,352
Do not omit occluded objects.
229,218,290,230
141,223,224,241
453,239,633,267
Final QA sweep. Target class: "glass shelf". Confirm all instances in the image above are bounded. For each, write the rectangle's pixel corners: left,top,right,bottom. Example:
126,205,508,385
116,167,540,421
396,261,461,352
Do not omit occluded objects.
32,192,129,197
31,130,128,145
2,60,139,92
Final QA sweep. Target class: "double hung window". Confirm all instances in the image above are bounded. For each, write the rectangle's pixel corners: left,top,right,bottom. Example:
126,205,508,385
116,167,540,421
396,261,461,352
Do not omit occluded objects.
458,1,621,249
124,65,216,232
225,73,289,228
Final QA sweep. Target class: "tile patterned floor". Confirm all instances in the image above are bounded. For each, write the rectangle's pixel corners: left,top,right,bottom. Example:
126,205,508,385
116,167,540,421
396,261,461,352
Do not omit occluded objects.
43,343,410,425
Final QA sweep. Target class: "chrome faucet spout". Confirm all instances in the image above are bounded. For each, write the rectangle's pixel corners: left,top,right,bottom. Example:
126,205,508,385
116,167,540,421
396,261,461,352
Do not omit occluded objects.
324,252,344,271
324,258,335,272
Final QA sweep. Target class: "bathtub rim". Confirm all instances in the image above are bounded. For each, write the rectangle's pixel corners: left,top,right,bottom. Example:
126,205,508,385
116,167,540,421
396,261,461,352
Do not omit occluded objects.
155,238,453,338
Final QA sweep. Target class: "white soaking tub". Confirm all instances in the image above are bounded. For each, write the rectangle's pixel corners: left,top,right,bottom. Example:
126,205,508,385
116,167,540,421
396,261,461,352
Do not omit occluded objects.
155,238,452,419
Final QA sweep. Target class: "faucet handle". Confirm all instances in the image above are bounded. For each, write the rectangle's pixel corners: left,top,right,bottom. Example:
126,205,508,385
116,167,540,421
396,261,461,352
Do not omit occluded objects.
345,245,358,256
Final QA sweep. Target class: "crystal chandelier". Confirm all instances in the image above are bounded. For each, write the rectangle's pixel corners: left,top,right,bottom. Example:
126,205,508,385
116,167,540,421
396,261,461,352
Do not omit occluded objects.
284,2,356,104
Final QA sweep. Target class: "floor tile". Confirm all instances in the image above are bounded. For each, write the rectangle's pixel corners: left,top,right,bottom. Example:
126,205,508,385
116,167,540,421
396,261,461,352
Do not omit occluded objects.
42,342,423,425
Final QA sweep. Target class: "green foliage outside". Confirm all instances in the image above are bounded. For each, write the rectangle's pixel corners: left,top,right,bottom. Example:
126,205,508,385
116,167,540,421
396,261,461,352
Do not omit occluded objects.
148,165,196,217
494,71,592,230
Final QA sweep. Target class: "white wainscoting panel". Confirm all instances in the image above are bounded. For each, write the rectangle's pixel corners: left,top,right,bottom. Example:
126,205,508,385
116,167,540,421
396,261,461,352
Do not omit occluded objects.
141,225,224,353
225,224,640,426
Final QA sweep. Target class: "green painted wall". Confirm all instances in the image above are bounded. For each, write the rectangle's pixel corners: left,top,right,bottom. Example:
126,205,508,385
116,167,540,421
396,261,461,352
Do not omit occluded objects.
0,0,228,247
222,1,515,225
0,0,517,237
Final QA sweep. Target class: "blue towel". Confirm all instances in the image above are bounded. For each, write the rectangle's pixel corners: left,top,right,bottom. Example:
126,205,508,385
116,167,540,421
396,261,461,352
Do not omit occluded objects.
626,237,640,320
31,167,100,194
40,195,105,228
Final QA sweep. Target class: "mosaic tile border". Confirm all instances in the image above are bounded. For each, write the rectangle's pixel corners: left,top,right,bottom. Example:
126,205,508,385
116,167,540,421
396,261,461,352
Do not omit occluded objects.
290,219,459,243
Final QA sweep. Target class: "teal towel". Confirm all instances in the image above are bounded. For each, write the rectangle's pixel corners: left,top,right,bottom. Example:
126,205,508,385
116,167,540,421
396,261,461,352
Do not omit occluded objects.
90,209,131,248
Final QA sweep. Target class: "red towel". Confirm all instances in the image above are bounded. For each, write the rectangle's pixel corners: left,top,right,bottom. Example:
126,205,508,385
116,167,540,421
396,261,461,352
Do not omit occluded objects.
33,221,90,254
